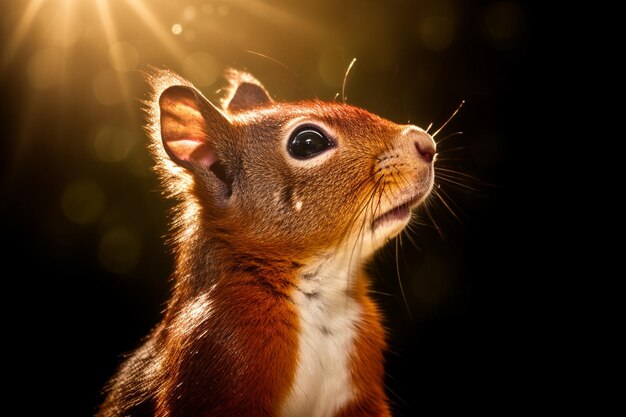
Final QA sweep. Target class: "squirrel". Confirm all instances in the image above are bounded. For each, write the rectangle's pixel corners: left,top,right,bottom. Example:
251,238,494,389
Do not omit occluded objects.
97,68,436,417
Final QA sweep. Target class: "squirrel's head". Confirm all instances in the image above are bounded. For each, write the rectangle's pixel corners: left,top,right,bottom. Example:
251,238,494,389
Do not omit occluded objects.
147,69,436,261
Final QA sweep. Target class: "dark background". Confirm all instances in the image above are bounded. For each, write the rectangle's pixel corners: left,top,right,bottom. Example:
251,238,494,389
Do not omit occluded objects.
0,0,542,414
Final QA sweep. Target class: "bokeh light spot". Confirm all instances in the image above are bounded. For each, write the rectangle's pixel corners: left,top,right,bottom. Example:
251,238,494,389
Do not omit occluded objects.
93,69,123,105
182,52,219,86
98,227,142,274
418,16,455,50
217,5,229,16
482,1,525,50
61,179,105,225
93,124,136,163
108,42,139,72
183,6,196,21
28,48,62,89
171,23,182,35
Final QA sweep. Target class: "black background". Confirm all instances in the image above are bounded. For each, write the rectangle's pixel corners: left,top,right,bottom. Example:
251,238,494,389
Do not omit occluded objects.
0,0,546,414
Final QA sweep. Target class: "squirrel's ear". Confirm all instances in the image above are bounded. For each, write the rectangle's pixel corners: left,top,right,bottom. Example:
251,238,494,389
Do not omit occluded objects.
159,85,230,170
222,69,272,113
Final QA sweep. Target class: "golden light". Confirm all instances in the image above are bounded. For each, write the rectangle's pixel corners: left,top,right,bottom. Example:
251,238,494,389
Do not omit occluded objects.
182,52,219,86
108,42,140,72
28,48,63,89
1,0,46,71
0,1,529,414
0,0,337,130
171,23,183,35
125,0,187,61
2,0,191,91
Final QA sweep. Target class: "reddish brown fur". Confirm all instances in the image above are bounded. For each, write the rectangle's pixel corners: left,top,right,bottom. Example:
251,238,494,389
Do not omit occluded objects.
97,68,435,417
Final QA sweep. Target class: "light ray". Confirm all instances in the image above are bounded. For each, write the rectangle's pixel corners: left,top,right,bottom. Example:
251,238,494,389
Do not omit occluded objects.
1,0,46,71
95,0,122,71
230,0,324,39
58,0,75,107
95,0,135,118
125,0,187,61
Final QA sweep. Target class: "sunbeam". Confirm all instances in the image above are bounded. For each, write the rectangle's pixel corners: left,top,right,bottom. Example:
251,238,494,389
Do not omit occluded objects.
1,0,46,71
125,0,187,61
230,0,323,38
95,0,135,117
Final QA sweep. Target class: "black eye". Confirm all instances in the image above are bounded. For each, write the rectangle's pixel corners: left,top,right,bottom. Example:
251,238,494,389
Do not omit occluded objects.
287,127,334,159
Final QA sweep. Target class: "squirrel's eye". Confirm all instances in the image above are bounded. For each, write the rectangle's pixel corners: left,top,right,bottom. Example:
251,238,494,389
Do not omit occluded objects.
287,127,334,159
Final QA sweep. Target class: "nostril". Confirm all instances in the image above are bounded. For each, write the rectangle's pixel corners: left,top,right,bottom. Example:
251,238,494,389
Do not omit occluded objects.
415,140,435,163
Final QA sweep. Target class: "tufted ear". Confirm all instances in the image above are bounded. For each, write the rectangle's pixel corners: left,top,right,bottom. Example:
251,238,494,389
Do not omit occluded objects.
159,85,231,170
222,70,272,113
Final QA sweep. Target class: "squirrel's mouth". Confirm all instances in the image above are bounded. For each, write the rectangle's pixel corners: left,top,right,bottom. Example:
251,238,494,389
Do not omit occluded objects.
371,194,423,231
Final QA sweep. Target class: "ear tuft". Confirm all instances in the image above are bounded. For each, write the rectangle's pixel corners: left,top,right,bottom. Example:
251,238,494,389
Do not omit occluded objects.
221,69,272,113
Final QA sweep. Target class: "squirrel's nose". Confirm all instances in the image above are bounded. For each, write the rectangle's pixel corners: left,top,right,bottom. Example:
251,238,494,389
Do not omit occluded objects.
415,137,435,162
407,128,436,163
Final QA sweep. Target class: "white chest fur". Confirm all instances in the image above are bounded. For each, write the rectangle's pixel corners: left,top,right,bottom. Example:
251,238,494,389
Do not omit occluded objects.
281,258,362,417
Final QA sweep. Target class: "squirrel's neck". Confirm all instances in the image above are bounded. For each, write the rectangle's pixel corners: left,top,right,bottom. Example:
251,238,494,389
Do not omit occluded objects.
170,201,370,299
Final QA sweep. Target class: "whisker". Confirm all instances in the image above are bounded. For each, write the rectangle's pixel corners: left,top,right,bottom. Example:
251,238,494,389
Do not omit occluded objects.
436,167,488,184
385,383,409,407
423,200,446,240
435,145,477,154
435,131,463,146
432,100,465,138
395,236,413,319
433,188,461,223
401,226,420,249
386,172,409,209
432,157,466,162
369,289,396,297
345,178,386,301
437,176,483,193
345,176,384,262
425,122,433,133
438,186,466,214
339,172,384,239
244,50,316,98
340,178,382,303
342,57,357,104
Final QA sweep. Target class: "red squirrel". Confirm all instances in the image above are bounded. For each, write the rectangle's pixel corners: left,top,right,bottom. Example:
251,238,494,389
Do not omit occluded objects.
97,68,436,417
